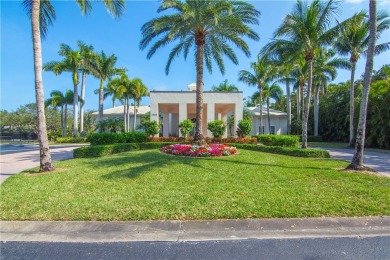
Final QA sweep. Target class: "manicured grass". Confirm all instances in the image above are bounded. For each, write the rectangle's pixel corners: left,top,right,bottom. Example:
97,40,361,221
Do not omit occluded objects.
1,149,389,221
308,142,390,153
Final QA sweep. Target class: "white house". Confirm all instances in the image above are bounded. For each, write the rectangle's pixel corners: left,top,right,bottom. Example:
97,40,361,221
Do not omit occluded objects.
91,105,150,128
245,107,288,135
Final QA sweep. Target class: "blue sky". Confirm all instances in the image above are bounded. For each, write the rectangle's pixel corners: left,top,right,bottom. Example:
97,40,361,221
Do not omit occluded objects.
1,0,389,112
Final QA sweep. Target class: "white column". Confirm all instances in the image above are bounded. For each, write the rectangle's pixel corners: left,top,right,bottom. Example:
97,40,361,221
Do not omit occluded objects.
150,103,159,137
178,103,187,137
169,113,172,136
163,112,169,137
222,113,227,138
218,113,222,120
234,103,243,137
207,103,215,137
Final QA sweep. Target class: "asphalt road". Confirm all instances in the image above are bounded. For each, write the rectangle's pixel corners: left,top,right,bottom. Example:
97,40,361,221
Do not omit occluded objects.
1,236,389,260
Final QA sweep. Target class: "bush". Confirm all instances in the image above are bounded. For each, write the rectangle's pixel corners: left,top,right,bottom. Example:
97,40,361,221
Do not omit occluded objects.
232,143,330,158
73,142,174,158
237,120,252,137
145,120,161,136
179,119,194,137
146,137,257,144
207,120,226,138
56,137,87,143
256,135,299,147
307,136,323,142
86,132,148,146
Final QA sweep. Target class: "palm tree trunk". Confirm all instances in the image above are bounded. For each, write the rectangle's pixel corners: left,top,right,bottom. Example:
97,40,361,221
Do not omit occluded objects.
98,79,104,120
314,84,320,136
133,101,137,131
80,71,86,133
302,58,313,149
267,97,271,134
127,101,131,132
31,0,54,172
348,0,376,170
192,42,206,145
73,79,78,137
123,99,127,132
60,105,64,137
64,104,68,136
348,61,356,147
258,85,263,134
297,87,301,120
286,80,291,135
300,83,305,123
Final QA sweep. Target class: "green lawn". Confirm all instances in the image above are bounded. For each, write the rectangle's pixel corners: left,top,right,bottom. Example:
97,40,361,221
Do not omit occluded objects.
1,149,389,221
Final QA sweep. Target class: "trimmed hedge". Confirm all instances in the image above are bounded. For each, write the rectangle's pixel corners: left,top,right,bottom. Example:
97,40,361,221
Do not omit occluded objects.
256,135,299,147
86,132,148,146
56,137,87,143
147,136,257,144
73,142,174,158
232,143,330,158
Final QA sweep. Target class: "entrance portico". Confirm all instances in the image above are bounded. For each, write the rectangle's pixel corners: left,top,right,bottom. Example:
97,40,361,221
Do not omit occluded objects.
150,91,243,137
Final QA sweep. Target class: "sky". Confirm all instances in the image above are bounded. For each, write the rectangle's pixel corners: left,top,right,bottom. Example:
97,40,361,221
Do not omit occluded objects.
1,0,390,112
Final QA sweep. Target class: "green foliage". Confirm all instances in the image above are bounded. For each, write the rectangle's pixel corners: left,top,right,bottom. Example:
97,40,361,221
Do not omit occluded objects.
233,144,330,158
207,120,226,138
257,135,299,147
178,119,194,137
145,120,161,137
237,119,252,137
56,137,87,143
211,79,239,92
74,142,174,158
87,132,148,146
306,136,323,142
47,130,62,142
290,118,302,135
95,118,124,133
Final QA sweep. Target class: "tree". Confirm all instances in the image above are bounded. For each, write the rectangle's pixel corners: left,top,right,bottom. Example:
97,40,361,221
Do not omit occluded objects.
211,79,239,92
130,78,149,131
44,44,82,137
273,0,340,148
334,11,390,147
348,0,377,170
179,119,194,137
140,0,260,145
78,41,94,134
86,51,125,120
22,0,125,172
239,57,276,135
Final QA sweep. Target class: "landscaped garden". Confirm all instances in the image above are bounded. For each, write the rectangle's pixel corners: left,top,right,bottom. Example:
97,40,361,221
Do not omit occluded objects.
1,148,389,221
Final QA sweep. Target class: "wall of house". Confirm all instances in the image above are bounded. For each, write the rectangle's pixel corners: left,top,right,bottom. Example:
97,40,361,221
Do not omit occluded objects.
250,115,288,135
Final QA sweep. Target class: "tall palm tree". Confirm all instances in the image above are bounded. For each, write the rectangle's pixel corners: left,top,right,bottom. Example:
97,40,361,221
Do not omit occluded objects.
348,0,377,170
263,83,283,134
211,79,239,92
273,0,340,148
78,41,94,134
239,58,276,135
334,11,390,147
86,51,126,120
140,0,260,144
44,44,82,137
130,78,149,131
22,0,125,172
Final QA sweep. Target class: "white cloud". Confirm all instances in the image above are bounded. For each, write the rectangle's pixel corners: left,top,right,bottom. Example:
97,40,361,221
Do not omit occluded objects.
379,0,390,6
345,0,364,3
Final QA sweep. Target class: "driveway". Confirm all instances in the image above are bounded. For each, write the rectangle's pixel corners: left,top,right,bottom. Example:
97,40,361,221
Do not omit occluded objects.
317,147,390,177
0,144,88,184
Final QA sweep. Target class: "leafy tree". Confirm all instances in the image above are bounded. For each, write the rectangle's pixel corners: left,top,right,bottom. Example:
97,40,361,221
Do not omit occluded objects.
145,120,161,137
227,115,235,136
140,0,260,145
211,79,239,92
207,120,226,138
179,119,194,137
237,119,252,137
130,78,149,131
22,0,125,172
45,90,74,137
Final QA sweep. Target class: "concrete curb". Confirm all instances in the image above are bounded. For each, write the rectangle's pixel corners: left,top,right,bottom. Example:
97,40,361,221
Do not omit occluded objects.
1,217,389,242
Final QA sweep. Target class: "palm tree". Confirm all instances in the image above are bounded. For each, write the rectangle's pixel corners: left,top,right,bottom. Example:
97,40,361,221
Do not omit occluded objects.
263,83,283,134
140,0,260,145
86,51,126,120
334,11,390,147
239,58,276,135
211,79,239,92
273,0,340,148
348,0,377,170
78,41,94,134
130,78,149,131
44,44,83,137
22,0,125,172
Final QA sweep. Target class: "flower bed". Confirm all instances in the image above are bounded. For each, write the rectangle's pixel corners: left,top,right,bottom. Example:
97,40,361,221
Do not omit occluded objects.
161,143,238,157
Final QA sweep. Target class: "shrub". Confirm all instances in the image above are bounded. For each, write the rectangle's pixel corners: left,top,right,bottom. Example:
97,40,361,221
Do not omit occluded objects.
178,119,194,137
256,135,299,147
145,120,161,136
307,136,323,142
207,120,226,138
56,137,87,143
237,120,252,137
73,142,174,158
232,144,330,158
86,132,148,146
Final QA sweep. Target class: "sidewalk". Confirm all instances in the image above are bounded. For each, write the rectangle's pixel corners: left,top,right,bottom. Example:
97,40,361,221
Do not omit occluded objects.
1,217,389,242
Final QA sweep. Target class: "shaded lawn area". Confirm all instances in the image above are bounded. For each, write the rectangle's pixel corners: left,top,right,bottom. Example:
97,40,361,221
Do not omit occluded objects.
1,149,389,221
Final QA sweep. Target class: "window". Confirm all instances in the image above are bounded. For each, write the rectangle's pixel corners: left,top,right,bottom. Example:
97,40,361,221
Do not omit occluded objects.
270,126,275,135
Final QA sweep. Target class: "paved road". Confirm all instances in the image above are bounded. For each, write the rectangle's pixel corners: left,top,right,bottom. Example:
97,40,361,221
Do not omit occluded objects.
1,236,389,260
0,144,88,183
318,147,390,177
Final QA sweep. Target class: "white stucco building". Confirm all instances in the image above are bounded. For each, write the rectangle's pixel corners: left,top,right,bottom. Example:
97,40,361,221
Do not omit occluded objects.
245,107,288,135
91,106,150,128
